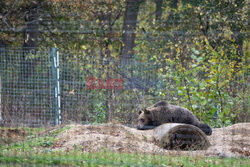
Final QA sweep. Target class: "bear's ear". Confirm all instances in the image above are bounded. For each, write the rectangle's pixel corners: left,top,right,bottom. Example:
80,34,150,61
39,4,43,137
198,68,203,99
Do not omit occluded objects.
144,109,151,115
138,110,143,115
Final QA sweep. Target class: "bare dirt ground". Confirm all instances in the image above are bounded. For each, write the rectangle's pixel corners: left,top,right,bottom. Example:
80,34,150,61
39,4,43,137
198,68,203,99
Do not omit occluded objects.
0,129,27,141
52,123,250,158
0,128,27,145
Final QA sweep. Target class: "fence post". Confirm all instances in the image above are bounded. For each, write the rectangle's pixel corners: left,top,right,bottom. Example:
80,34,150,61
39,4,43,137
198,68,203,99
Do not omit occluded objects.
51,48,61,125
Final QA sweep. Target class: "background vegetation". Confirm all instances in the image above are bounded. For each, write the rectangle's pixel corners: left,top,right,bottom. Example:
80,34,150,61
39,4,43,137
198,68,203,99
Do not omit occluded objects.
0,0,249,127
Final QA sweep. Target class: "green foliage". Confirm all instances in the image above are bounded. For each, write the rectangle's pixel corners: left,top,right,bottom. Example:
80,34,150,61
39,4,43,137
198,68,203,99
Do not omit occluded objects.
91,102,107,123
154,39,248,127
132,0,249,127
0,0,248,127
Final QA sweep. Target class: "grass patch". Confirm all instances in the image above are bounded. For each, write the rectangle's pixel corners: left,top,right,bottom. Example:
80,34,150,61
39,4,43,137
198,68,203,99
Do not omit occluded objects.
0,125,71,152
0,127,44,148
0,127,45,136
0,150,249,167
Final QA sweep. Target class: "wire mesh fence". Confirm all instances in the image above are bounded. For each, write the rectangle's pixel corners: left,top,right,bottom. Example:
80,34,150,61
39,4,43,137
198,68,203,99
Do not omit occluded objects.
1,46,248,127
59,50,168,125
0,47,175,126
0,48,57,127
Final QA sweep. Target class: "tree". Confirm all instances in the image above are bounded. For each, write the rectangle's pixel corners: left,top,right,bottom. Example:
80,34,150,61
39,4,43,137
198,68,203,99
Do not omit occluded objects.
155,0,163,21
121,0,145,60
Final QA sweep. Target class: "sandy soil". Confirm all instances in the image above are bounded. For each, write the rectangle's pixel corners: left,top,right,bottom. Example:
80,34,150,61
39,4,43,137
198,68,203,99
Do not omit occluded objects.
51,123,250,158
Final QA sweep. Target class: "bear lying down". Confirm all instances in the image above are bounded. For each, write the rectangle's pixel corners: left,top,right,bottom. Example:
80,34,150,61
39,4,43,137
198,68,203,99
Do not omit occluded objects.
137,101,212,135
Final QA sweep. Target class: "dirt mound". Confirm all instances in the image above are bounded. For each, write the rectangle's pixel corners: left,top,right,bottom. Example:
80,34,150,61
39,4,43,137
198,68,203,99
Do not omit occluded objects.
205,123,250,157
52,123,250,158
53,124,159,153
0,128,27,144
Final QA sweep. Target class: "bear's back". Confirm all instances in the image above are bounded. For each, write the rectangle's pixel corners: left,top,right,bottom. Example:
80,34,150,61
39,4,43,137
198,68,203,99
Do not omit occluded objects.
148,103,198,125
152,101,168,107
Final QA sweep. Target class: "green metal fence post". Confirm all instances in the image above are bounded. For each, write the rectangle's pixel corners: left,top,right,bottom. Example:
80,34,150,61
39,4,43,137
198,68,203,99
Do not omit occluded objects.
51,48,61,125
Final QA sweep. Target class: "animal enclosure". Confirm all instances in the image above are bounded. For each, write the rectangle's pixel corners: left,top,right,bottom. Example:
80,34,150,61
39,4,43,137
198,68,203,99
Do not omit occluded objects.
0,46,248,127
0,47,167,126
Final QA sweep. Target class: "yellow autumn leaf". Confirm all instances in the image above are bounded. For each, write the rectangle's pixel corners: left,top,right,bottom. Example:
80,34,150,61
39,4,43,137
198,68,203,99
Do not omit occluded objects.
81,45,87,50
177,47,180,53
221,49,224,56
108,45,113,50
69,90,75,95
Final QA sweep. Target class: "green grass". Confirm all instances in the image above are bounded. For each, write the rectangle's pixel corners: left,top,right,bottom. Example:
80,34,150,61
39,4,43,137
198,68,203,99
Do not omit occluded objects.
0,150,249,167
0,126,45,135
0,127,45,147
0,126,71,153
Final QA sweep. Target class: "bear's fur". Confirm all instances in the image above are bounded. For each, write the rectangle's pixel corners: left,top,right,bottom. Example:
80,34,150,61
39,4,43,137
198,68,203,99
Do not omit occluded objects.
137,101,212,135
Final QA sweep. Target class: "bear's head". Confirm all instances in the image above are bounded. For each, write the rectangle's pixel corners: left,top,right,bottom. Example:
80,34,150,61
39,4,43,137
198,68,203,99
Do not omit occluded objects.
136,109,154,130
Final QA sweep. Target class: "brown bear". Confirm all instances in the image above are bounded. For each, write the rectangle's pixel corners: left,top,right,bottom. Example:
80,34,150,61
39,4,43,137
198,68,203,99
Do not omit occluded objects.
137,101,212,135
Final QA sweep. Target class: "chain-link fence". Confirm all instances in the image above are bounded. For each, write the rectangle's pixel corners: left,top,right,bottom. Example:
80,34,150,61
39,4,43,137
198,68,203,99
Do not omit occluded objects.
0,47,174,126
0,48,57,126
1,46,248,127
59,50,170,125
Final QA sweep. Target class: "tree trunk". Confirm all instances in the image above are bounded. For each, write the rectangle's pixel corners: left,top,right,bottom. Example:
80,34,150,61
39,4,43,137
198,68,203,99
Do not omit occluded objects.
0,41,7,125
121,0,145,60
15,2,40,126
20,2,40,81
155,0,163,21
